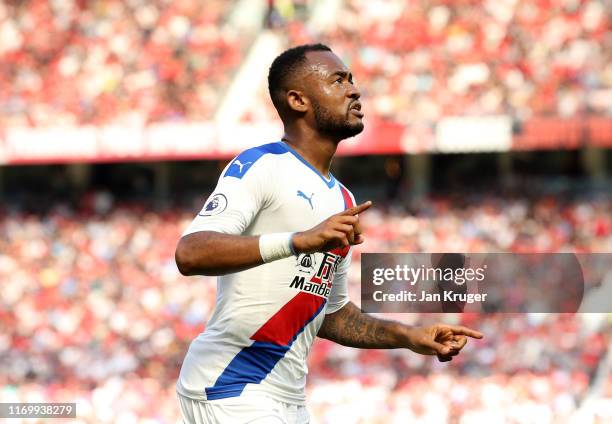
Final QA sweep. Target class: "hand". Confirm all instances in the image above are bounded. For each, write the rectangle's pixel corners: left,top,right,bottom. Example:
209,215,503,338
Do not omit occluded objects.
406,324,483,362
292,201,372,254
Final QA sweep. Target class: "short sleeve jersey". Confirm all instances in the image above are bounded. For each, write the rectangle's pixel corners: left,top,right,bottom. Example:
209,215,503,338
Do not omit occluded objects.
176,141,356,405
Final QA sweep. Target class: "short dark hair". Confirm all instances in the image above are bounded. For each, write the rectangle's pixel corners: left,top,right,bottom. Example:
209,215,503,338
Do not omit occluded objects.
267,43,332,116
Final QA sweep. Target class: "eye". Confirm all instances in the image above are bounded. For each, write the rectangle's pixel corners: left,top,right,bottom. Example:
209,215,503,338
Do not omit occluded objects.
334,77,343,84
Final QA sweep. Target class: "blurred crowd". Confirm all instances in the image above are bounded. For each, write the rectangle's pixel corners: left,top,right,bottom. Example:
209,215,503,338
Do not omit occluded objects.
249,0,612,124
362,193,612,253
1,0,610,128
1,193,610,423
0,0,241,127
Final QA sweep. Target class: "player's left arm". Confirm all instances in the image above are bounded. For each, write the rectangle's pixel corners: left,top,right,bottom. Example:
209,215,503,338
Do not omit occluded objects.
317,301,483,361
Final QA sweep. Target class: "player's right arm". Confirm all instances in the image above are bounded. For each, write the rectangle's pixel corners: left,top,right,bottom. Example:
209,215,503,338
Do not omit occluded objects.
176,232,262,276
176,202,371,276
175,155,371,276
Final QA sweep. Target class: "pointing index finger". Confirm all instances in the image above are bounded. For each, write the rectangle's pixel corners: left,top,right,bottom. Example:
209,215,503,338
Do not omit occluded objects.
341,201,372,216
448,325,484,339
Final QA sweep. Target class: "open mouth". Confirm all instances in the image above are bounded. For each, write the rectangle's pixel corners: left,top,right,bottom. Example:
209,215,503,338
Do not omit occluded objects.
349,102,364,117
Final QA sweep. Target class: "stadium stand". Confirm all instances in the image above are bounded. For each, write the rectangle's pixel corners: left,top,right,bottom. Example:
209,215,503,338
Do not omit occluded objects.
1,0,609,128
0,0,243,127
243,0,611,123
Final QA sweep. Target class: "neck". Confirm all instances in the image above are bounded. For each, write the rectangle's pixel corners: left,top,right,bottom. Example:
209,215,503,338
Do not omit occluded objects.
281,126,338,178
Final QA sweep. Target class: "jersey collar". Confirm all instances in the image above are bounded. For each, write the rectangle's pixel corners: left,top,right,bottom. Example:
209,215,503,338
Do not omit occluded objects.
279,141,336,189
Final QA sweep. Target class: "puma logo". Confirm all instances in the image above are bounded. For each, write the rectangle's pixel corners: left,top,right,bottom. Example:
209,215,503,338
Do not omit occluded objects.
232,159,252,173
297,190,314,209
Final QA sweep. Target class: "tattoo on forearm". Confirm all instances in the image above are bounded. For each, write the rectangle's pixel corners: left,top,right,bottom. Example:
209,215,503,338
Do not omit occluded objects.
318,302,405,349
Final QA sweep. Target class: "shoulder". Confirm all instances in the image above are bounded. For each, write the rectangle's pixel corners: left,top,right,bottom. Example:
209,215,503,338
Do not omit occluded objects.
223,142,289,180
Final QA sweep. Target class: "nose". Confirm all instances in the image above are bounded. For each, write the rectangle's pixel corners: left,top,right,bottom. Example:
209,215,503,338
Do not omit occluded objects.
347,83,360,100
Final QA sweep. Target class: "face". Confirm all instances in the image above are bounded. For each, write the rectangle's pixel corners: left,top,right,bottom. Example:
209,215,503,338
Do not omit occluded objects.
301,51,364,140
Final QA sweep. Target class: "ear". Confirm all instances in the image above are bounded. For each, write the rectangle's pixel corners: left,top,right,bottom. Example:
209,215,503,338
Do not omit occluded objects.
286,90,309,113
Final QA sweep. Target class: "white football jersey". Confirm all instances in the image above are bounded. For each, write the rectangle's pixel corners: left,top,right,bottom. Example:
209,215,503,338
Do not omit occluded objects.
177,141,355,405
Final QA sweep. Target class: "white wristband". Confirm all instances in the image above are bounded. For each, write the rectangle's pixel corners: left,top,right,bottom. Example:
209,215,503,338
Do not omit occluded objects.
259,232,296,263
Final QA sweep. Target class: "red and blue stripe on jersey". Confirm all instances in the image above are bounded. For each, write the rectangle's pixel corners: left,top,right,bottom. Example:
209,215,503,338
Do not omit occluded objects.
204,293,327,400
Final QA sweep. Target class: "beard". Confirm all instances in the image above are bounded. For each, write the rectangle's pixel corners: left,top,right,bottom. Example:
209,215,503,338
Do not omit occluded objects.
312,101,364,141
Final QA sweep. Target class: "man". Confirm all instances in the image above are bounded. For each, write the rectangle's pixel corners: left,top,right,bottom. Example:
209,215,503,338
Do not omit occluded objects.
175,44,483,424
